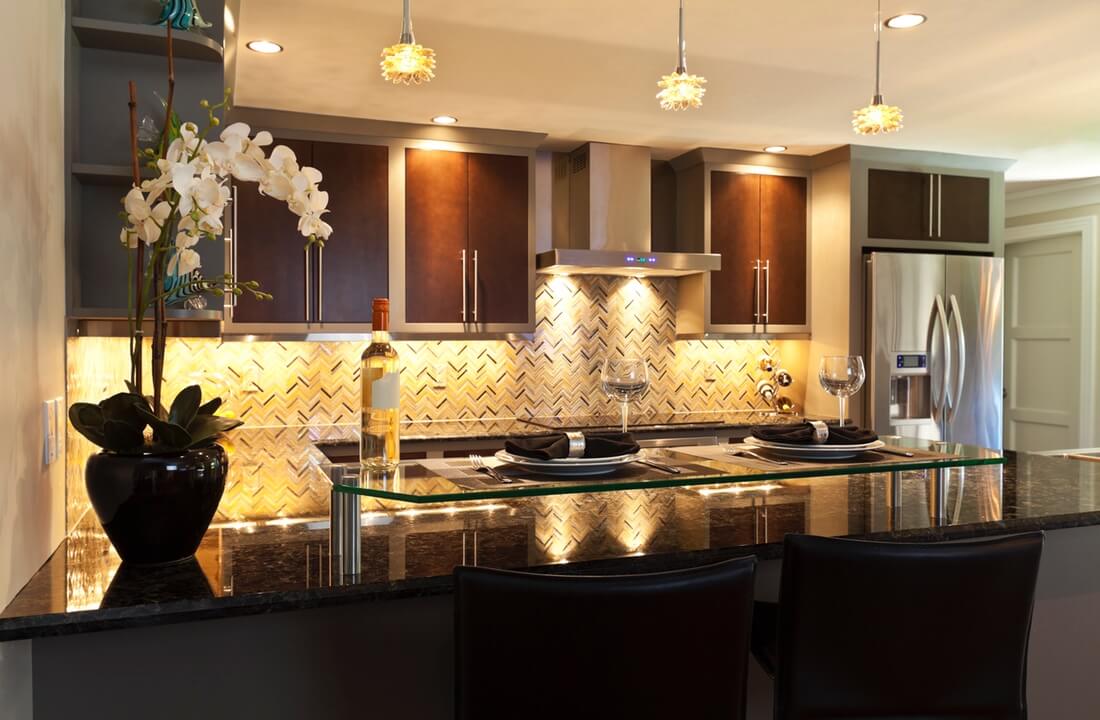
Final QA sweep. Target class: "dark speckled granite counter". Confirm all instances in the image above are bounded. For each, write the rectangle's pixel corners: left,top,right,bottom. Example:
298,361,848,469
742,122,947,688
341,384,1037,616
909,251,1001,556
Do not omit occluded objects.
4,426,1099,642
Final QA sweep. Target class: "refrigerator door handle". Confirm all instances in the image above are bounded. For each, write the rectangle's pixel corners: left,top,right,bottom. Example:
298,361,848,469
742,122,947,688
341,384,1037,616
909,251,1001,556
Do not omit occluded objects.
947,294,966,421
926,294,952,420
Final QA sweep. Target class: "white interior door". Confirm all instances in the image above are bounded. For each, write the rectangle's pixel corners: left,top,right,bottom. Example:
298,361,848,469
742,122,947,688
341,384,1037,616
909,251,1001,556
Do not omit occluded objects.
1004,234,1083,451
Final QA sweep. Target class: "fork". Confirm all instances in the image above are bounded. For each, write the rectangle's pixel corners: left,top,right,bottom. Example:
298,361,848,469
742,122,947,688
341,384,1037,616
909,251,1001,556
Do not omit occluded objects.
725,447,792,466
469,454,515,484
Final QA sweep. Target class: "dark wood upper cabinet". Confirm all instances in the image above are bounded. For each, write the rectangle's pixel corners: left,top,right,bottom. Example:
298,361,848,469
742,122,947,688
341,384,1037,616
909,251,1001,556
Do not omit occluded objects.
405,148,531,327
710,171,760,326
938,174,989,244
231,139,389,327
405,148,469,324
868,168,989,243
709,171,807,330
468,152,529,325
868,169,931,241
233,138,313,324
761,175,808,326
312,141,389,324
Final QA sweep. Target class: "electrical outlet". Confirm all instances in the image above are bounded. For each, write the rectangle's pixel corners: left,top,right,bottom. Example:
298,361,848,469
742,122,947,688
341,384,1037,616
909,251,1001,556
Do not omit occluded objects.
52,397,64,463
704,362,719,382
43,401,56,465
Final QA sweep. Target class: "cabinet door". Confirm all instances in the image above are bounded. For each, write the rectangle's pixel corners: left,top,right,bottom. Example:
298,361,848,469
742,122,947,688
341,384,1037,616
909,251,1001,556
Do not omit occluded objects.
312,141,389,324
233,138,313,324
405,148,468,324
709,171,760,326
468,153,529,325
760,175,808,327
938,174,989,244
867,169,932,240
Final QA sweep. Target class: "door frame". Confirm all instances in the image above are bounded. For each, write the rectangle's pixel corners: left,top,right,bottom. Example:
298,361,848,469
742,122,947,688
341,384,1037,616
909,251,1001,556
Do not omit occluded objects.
1004,216,1099,447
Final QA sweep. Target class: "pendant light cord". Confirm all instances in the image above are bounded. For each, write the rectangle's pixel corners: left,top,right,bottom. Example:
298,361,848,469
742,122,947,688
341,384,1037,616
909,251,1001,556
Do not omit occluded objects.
873,0,883,103
400,0,415,44
676,0,687,73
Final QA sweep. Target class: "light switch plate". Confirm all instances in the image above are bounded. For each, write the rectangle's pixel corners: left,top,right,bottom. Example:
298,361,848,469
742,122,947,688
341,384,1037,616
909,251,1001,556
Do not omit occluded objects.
42,397,63,465
431,363,447,390
52,397,64,463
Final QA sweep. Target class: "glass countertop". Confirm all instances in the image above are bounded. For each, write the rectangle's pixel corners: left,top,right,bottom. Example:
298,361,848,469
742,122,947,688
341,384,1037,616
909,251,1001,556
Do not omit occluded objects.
325,438,1005,504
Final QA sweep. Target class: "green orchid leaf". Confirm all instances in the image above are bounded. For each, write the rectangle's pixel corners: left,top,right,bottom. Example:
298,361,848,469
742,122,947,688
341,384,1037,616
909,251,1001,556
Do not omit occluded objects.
196,397,222,416
68,403,108,448
133,405,191,450
168,385,202,429
186,414,243,448
103,419,146,452
99,392,148,426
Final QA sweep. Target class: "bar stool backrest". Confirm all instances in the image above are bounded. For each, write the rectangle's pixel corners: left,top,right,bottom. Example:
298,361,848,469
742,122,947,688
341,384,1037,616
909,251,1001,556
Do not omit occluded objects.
775,532,1044,720
455,556,757,720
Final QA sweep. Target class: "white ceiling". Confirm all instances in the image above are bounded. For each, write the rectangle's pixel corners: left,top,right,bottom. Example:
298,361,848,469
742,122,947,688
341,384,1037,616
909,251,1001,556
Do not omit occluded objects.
232,0,1100,181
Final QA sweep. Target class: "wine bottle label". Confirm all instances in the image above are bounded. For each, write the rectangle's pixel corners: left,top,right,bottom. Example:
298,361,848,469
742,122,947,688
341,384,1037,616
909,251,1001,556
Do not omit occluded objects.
370,372,400,410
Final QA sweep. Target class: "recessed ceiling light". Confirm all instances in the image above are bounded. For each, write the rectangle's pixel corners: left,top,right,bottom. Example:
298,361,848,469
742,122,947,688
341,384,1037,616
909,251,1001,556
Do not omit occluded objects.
431,115,458,125
884,13,927,29
763,145,788,153
246,40,283,54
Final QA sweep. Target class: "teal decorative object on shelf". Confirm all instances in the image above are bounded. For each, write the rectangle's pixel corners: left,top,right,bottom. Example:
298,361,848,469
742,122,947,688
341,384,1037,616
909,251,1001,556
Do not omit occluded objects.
155,0,213,31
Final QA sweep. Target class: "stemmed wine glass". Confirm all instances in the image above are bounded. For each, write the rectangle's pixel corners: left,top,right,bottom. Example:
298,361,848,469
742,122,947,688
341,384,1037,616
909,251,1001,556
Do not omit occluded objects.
819,356,866,426
600,357,650,433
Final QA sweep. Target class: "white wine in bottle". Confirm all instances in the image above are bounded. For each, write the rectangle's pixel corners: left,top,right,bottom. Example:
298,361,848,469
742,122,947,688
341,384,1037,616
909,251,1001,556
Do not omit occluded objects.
360,298,400,470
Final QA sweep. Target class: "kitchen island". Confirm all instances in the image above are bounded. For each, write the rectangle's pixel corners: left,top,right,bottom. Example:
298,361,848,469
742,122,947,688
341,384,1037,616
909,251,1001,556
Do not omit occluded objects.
4,428,1100,719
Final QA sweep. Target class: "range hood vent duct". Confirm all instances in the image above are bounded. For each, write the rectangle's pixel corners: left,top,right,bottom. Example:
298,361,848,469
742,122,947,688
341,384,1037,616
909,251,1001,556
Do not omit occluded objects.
537,142,719,277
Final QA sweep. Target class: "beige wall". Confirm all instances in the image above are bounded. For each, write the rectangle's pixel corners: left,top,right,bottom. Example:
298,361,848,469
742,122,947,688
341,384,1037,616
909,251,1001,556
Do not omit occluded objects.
0,0,66,612
804,158,853,420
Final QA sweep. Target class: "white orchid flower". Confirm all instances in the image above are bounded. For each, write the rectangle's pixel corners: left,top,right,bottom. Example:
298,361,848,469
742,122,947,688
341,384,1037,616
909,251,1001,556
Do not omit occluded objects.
167,247,202,276
123,188,171,245
259,169,293,201
268,145,300,176
298,211,333,240
230,153,266,182
191,172,227,214
141,172,173,203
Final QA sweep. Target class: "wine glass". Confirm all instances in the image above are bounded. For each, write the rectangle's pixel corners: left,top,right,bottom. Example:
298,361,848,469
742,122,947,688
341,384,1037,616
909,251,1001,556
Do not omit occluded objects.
600,357,650,433
819,356,866,426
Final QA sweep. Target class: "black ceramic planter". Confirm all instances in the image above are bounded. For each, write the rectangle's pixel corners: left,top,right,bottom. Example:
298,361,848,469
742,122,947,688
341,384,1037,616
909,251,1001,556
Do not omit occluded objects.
85,444,228,566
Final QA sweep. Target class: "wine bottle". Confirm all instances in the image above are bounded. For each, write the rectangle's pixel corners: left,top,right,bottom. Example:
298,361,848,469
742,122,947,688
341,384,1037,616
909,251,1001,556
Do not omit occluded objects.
360,298,400,470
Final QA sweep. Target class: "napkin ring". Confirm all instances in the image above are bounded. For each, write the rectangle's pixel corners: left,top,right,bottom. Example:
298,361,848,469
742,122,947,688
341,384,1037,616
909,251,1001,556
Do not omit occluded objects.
565,431,586,458
809,420,830,445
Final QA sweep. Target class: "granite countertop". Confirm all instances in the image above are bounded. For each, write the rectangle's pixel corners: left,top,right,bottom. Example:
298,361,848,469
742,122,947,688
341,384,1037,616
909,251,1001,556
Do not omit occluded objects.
4,429,1099,642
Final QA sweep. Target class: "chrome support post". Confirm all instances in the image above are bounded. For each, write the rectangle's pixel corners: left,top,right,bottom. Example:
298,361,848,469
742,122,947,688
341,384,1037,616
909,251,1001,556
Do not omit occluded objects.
928,467,947,525
329,466,361,580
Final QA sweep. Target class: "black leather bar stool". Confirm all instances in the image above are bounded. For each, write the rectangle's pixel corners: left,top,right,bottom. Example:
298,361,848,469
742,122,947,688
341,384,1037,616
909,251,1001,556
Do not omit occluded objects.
752,532,1044,720
455,557,756,720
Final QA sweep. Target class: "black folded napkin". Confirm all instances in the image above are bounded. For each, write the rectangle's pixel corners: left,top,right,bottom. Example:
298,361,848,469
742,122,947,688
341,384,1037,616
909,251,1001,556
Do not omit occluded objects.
752,422,878,446
505,432,640,461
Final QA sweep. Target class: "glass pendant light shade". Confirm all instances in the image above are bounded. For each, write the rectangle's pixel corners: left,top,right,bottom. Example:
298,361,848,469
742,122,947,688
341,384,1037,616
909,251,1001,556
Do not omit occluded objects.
852,95,903,134
380,0,436,85
657,72,707,111
657,1,706,111
852,0,902,134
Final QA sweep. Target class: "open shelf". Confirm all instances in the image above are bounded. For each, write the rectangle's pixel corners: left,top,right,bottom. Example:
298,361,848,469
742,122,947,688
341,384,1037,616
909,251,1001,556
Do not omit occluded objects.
71,163,154,186
72,16,223,63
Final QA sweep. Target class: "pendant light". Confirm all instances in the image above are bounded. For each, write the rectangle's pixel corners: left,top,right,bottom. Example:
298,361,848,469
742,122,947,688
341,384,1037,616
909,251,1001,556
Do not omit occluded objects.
657,0,706,111
380,0,436,85
851,0,903,134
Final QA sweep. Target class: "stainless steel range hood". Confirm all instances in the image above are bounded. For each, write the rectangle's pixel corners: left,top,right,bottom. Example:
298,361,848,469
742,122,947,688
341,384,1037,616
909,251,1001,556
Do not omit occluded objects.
536,143,720,277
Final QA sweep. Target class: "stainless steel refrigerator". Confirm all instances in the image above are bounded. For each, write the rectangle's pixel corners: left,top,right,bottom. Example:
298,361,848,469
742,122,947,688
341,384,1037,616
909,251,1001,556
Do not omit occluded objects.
864,252,1004,449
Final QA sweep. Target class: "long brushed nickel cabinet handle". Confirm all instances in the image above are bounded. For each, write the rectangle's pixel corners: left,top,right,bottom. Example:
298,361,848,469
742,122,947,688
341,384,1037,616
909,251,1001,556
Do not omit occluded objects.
472,250,479,322
460,248,467,322
318,245,324,324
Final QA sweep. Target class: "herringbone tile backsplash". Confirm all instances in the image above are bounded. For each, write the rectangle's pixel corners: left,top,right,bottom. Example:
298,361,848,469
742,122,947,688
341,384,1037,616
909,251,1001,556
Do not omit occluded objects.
67,275,808,527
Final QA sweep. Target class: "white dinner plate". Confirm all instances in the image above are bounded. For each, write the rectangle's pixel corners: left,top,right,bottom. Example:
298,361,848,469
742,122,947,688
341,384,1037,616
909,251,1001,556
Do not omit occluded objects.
743,436,885,460
494,450,642,476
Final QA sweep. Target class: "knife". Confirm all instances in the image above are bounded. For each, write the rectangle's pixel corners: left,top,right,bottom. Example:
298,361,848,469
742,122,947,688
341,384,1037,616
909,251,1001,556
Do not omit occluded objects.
636,458,682,474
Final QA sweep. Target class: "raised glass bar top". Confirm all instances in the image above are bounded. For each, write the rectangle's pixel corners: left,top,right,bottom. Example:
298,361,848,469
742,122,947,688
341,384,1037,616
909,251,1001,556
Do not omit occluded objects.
325,437,1005,504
